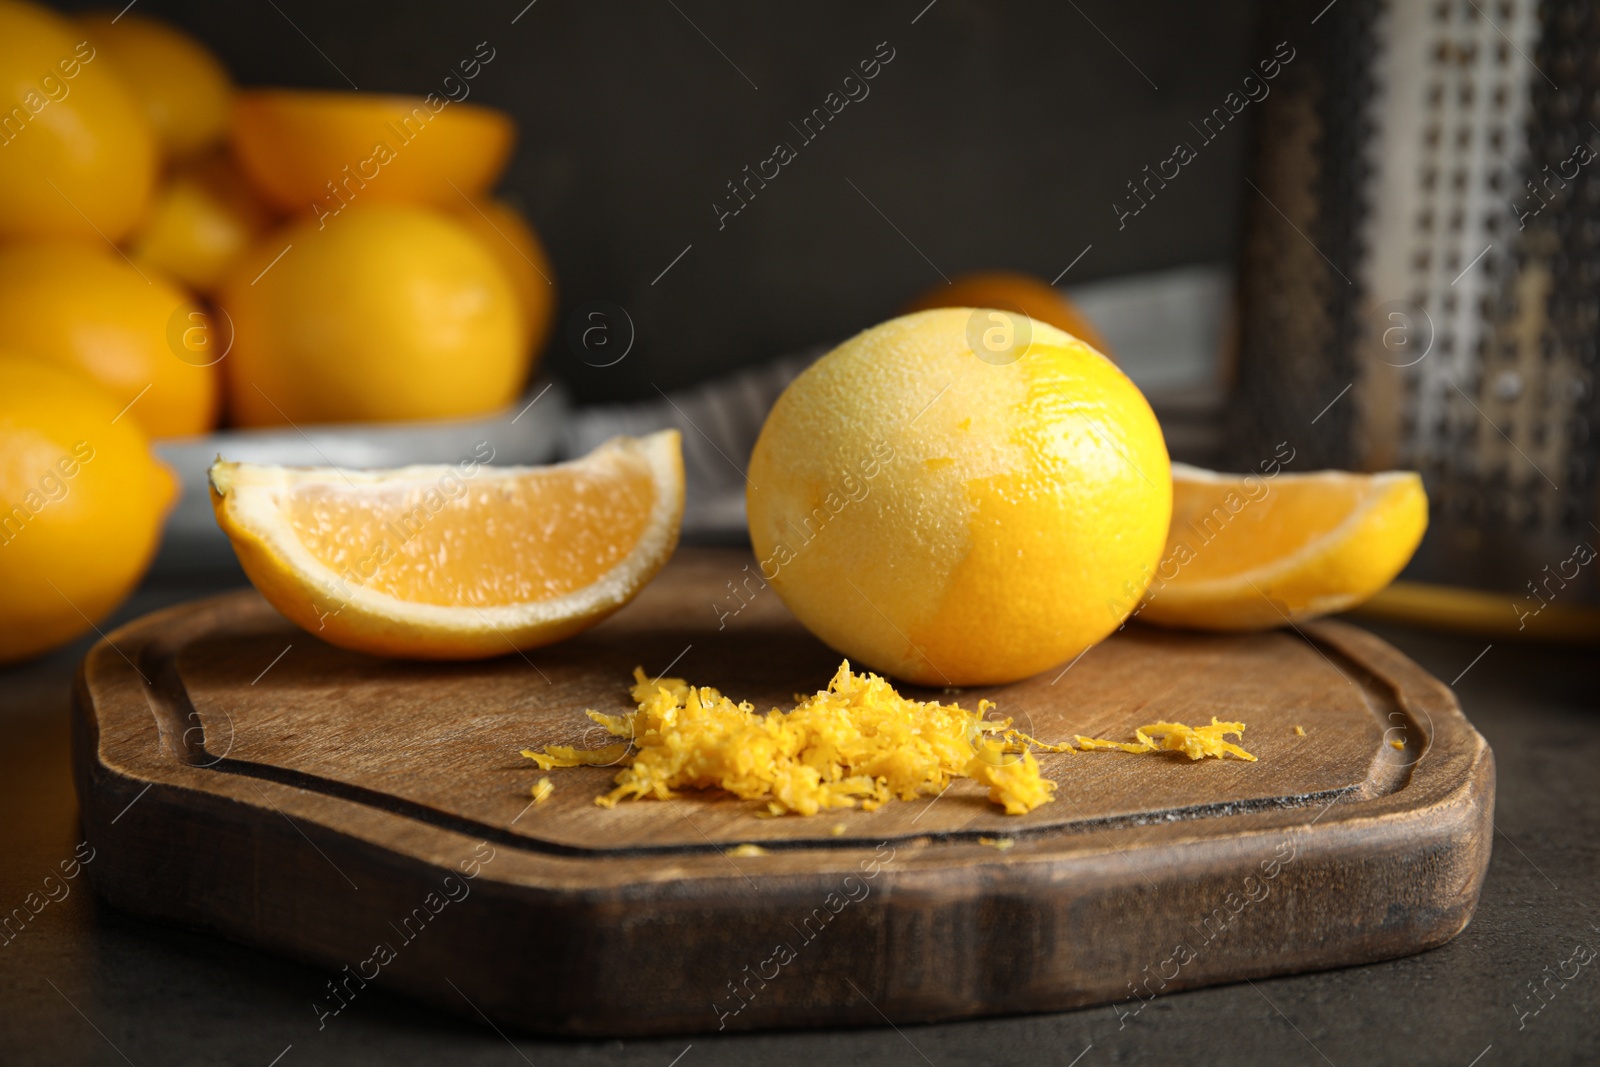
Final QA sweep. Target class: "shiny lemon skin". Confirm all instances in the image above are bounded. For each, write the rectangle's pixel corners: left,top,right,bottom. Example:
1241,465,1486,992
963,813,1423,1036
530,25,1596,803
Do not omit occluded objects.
76,10,232,160
0,242,219,439
0,357,176,664
218,203,526,427
0,0,157,242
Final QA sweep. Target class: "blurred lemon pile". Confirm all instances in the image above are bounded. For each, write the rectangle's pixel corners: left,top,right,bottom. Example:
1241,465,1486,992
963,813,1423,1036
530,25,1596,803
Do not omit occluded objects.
0,0,555,663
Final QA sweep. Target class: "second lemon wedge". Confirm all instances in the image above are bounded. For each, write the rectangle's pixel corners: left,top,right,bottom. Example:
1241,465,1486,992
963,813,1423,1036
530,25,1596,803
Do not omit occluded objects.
210,431,683,659
1138,464,1427,631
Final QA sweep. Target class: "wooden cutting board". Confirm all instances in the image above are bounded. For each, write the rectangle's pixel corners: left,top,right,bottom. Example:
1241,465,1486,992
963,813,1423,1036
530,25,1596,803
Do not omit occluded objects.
72,548,1494,1036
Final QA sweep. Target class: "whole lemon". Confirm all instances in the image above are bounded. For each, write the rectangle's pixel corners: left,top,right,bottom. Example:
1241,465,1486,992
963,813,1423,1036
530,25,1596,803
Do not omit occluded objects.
746,309,1171,686
0,242,219,439
76,10,232,161
219,204,525,426
129,152,272,292
0,0,157,242
451,197,557,361
0,357,176,665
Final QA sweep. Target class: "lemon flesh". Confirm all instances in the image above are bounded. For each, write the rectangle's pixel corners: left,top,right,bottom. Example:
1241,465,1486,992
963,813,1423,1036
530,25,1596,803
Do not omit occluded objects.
1137,463,1428,631
211,431,684,660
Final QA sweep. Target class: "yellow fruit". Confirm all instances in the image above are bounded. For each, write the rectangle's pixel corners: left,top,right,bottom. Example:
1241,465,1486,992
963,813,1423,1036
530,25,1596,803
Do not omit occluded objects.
209,430,684,659
1137,464,1428,631
903,271,1114,359
746,309,1171,687
75,10,232,160
0,0,157,242
129,152,272,292
231,89,515,216
451,197,557,360
219,204,525,427
0,357,176,664
0,242,219,438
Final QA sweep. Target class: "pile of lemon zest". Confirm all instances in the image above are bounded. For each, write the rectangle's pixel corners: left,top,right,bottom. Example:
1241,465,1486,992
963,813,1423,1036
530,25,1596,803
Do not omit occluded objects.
521,742,632,771
1391,738,1405,750
530,777,553,804
728,843,768,857
1077,718,1257,762
830,823,847,836
978,836,1015,851
964,740,1059,815
1294,725,1307,736
527,660,1063,817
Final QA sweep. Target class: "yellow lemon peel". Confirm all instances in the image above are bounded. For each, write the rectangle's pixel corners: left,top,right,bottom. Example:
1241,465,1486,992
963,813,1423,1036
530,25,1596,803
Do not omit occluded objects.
1075,718,1257,762
525,661,1062,816
520,743,632,771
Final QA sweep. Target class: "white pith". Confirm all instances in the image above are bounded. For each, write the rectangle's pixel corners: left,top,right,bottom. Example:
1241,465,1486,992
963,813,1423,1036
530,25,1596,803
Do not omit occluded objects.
211,430,683,635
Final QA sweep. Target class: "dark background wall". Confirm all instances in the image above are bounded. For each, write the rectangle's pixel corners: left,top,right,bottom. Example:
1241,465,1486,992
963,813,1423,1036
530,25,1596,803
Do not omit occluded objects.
52,0,1264,403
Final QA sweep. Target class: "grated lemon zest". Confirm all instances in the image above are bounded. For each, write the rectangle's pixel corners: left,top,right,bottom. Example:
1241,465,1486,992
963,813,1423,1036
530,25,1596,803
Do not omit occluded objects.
965,740,1059,815
520,743,631,771
728,843,768,857
524,661,1061,816
530,777,553,804
1294,725,1306,736
522,665,1260,815
978,836,1015,851
1076,717,1256,762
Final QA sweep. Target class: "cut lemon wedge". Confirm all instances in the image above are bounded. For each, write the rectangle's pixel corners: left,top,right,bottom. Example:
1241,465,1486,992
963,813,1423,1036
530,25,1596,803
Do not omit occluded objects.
209,430,683,659
1137,463,1427,631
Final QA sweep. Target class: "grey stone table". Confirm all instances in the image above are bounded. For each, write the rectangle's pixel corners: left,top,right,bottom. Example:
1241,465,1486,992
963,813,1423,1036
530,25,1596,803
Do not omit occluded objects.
2,568,1595,1067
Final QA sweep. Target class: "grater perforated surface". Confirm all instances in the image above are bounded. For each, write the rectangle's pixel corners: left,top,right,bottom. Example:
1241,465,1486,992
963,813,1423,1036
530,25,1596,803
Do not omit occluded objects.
1233,0,1600,601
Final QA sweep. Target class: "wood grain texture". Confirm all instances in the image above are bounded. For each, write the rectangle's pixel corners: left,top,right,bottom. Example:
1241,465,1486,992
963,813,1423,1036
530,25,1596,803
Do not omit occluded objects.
72,548,1494,1036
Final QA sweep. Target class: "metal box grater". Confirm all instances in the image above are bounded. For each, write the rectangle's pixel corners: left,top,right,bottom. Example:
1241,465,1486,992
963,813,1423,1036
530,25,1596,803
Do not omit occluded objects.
1233,0,1600,604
